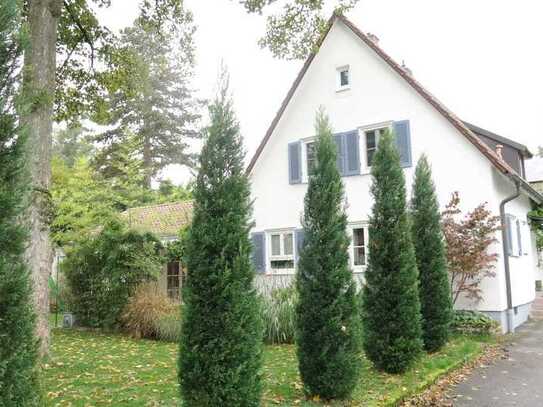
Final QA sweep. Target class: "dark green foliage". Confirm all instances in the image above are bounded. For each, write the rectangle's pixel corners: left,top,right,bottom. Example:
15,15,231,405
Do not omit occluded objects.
361,130,423,374
179,78,263,406
63,220,164,329
0,0,41,404
451,311,499,336
296,110,362,400
411,155,452,352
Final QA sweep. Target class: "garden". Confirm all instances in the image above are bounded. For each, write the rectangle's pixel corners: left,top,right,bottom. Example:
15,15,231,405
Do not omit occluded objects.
44,326,495,406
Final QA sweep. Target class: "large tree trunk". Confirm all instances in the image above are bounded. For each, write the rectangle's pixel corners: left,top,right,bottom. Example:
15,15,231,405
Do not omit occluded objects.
23,0,63,356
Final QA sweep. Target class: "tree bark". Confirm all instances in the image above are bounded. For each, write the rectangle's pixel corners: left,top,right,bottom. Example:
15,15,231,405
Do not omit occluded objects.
23,0,63,356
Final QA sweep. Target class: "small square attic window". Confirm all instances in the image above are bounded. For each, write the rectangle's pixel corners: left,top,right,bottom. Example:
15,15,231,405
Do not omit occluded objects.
337,66,350,91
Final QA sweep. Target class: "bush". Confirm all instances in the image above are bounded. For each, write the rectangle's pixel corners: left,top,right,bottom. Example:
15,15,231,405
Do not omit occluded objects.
155,313,182,342
179,79,263,406
362,130,423,374
63,220,164,329
122,283,178,339
451,310,499,335
261,286,297,344
296,110,362,400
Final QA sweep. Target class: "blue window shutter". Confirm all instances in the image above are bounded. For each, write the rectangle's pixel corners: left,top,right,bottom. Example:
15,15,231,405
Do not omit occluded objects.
334,134,345,175
393,120,412,168
295,229,305,263
505,215,514,256
288,141,302,184
516,219,522,256
251,232,266,273
344,130,360,175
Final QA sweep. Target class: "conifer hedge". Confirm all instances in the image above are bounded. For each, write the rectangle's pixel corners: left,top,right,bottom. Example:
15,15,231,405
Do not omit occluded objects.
361,130,423,374
296,110,362,400
179,78,263,406
411,155,452,352
0,0,41,403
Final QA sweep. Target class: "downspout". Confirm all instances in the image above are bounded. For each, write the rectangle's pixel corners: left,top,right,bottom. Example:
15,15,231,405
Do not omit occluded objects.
500,180,521,333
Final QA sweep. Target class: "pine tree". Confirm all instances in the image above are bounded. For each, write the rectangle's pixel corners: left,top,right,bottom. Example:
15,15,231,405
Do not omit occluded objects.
361,130,423,374
178,76,263,406
296,109,362,400
0,0,41,404
411,155,452,352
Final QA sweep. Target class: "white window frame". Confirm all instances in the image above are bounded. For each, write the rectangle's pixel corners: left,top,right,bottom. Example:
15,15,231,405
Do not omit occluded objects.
301,137,316,183
336,65,351,92
520,219,531,256
267,229,296,274
358,121,393,173
349,222,369,272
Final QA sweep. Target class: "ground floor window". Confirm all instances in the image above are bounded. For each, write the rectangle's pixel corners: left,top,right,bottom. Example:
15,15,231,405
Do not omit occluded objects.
269,230,295,273
350,224,368,270
167,261,180,300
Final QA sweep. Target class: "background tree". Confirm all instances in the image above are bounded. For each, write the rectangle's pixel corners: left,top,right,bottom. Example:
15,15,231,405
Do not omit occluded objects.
179,76,263,406
0,0,40,402
93,11,201,187
296,109,362,400
410,155,452,352
442,192,500,305
22,0,360,353
361,130,422,374
240,0,360,59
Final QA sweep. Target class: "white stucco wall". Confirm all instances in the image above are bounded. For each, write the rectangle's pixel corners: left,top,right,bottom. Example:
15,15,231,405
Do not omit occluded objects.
249,19,538,316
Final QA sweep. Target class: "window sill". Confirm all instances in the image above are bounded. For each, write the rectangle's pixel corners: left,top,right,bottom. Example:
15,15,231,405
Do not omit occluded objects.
336,86,351,93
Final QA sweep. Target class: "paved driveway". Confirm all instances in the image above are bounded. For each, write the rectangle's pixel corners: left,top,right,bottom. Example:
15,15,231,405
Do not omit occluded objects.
451,319,543,406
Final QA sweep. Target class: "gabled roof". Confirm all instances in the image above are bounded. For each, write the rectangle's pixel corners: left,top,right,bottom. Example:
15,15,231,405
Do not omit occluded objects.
121,201,193,238
246,13,543,204
463,121,533,158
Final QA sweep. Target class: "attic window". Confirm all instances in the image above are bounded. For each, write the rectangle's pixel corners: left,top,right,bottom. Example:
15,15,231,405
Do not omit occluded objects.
337,66,350,91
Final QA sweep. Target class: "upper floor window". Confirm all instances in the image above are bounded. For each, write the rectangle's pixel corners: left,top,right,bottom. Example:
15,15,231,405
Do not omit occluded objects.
336,65,350,91
306,141,316,177
364,127,389,167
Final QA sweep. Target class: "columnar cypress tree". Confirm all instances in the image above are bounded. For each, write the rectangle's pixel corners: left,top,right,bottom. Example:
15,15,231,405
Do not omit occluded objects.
179,77,263,406
361,130,422,374
411,155,452,352
0,0,41,404
296,109,362,400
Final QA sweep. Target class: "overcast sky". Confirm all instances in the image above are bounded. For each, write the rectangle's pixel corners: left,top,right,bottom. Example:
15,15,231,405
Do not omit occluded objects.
97,0,543,184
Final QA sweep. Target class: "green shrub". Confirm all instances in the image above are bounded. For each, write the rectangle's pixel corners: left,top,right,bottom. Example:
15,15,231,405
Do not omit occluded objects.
48,274,74,313
296,110,362,400
122,283,178,339
179,80,263,406
63,220,164,329
261,286,297,344
362,130,423,374
451,310,499,335
155,312,182,342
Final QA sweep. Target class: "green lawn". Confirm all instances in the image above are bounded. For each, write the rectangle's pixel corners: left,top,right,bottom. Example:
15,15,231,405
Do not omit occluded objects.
44,329,494,406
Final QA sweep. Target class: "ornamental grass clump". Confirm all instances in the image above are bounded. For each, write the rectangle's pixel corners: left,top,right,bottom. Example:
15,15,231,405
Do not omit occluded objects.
261,285,297,344
296,109,362,400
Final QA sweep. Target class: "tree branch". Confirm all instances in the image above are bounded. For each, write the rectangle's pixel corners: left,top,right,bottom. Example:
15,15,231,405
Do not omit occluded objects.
63,0,96,69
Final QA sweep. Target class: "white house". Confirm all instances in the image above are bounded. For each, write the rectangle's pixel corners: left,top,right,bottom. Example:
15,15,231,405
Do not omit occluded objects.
247,14,543,333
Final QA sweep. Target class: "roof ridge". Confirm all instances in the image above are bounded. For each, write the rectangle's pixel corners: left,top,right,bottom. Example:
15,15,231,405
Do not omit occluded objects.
125,200,193,213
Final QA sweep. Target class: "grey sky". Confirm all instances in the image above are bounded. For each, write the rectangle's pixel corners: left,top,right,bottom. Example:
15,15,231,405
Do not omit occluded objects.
98,0,543,184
